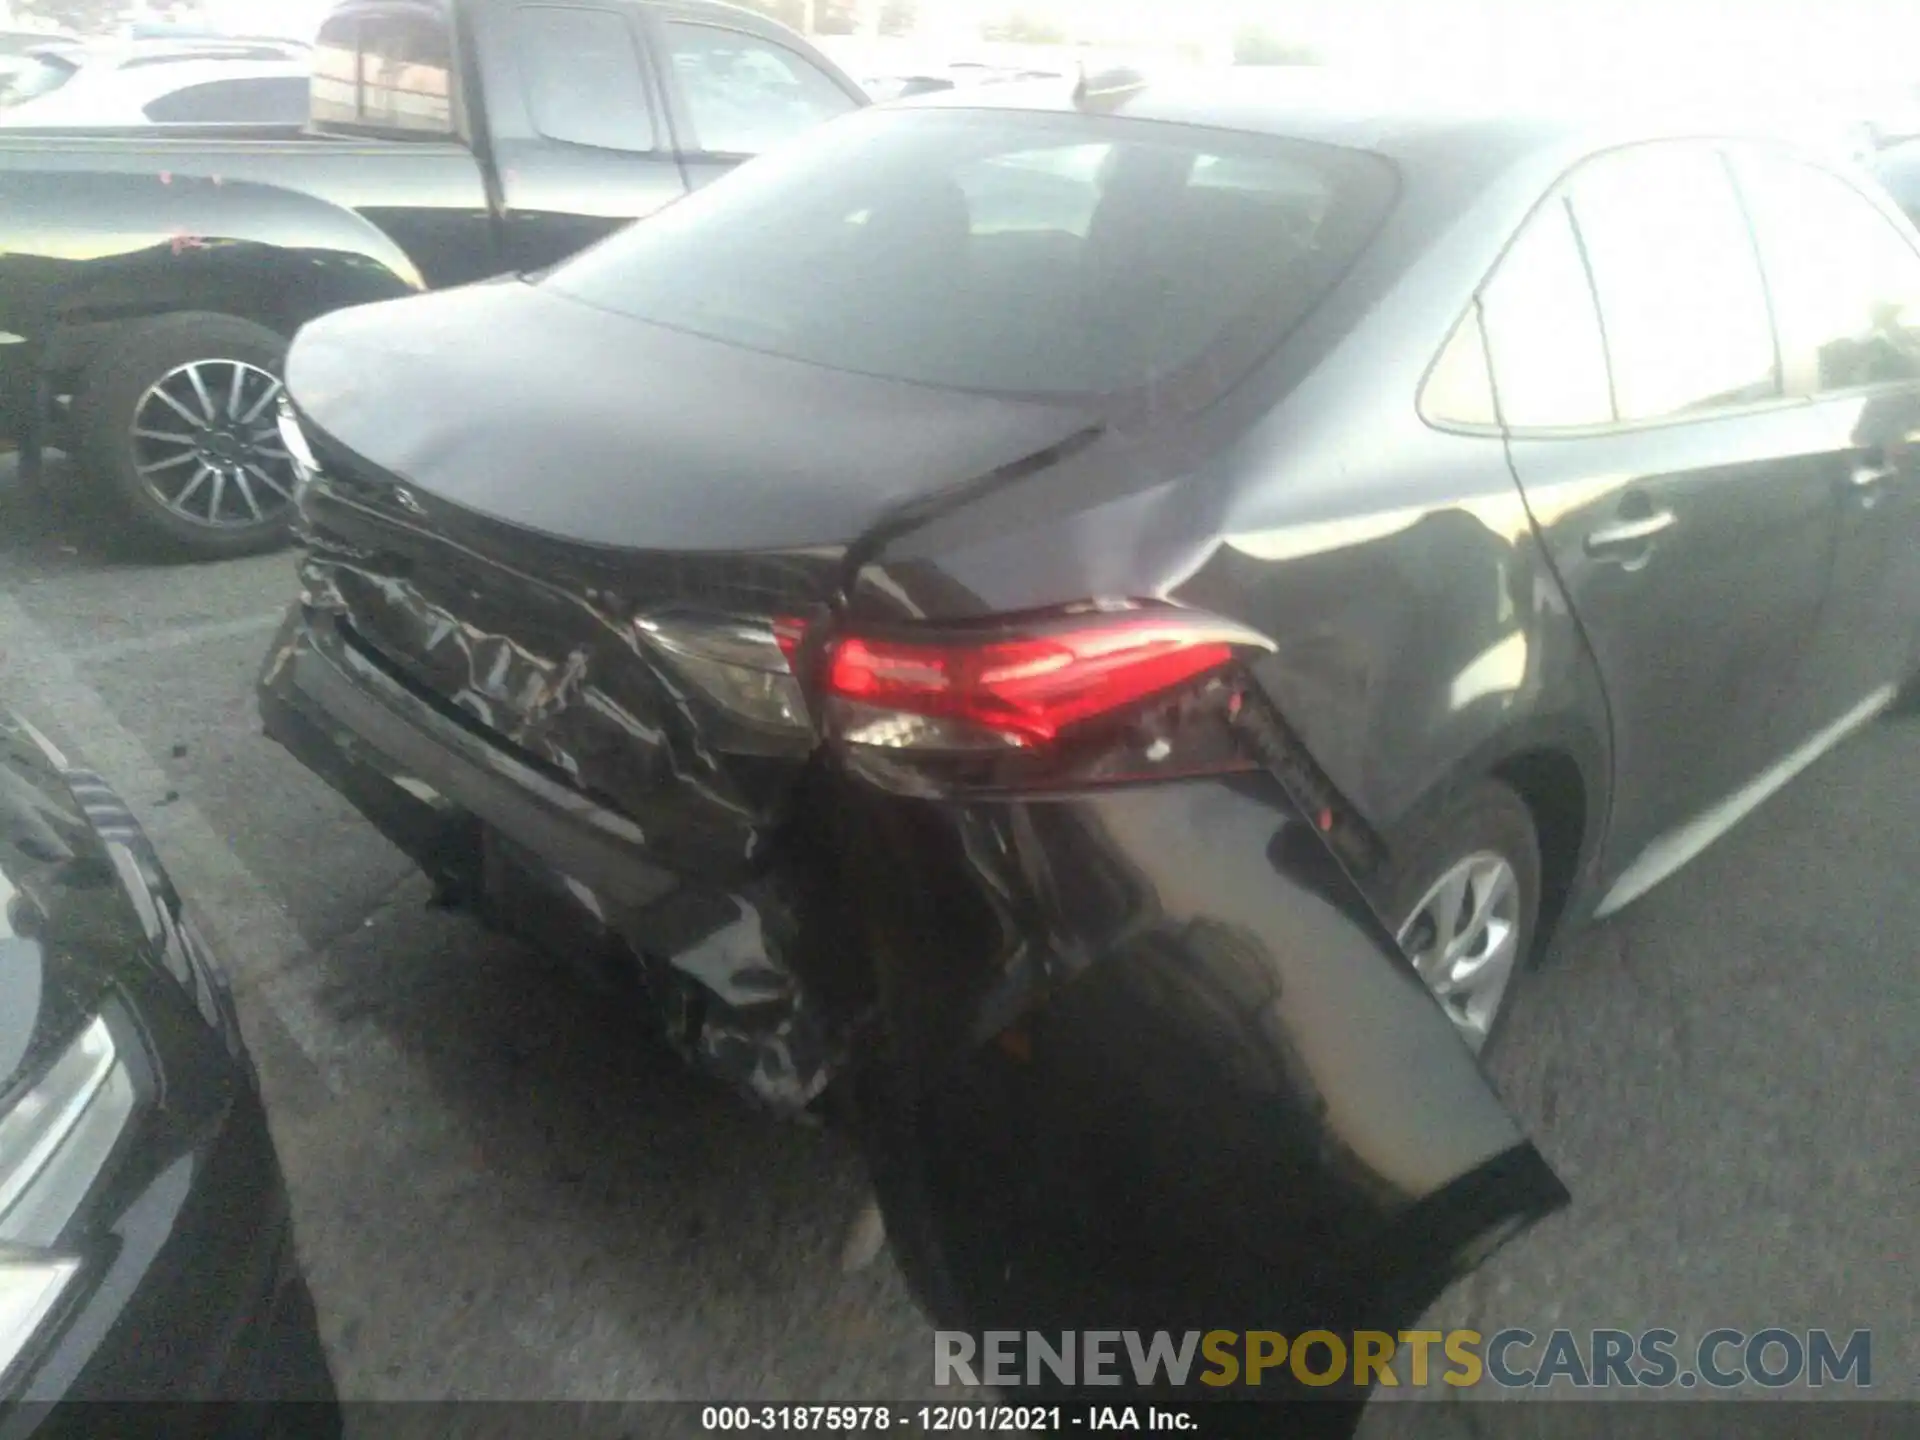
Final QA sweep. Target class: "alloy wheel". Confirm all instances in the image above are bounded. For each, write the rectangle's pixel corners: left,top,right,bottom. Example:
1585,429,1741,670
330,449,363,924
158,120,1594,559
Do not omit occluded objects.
1395,850,1523,1052
129,359,296,529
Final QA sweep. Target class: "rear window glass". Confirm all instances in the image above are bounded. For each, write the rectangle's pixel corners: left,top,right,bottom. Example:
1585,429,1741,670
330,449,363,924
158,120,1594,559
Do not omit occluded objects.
541,107,1396,400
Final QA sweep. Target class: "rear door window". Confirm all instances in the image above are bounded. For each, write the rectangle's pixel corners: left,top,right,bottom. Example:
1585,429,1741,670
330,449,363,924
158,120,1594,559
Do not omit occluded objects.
1566,144,1780,422
661,22,858,157
515,6,656,153
1477,198,1615,429
1734,150,1920,392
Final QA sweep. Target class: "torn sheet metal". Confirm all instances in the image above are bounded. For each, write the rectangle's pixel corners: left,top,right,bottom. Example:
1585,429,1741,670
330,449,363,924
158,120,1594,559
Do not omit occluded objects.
290,493,827,884
652,893,844,1113
488,840,845,1114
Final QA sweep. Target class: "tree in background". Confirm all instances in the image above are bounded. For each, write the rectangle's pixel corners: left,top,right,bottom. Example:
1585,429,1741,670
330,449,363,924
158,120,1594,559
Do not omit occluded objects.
727,0,906,36
878,0,916,37
725,0,805,30
1232,25,1320,65
981,12,1067,45
11,0,123,34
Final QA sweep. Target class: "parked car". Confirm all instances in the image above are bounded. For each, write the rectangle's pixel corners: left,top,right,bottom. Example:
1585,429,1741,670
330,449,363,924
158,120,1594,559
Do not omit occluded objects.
0,0,867,561
0,712,338,1430
863,73,956,101
0,54,310,128
0,28,77,58
0,37,309,107
253,70,1917,1412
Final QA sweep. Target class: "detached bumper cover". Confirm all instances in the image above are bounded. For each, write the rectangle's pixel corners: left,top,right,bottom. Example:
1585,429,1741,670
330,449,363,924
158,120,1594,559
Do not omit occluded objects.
840,775,1569,1397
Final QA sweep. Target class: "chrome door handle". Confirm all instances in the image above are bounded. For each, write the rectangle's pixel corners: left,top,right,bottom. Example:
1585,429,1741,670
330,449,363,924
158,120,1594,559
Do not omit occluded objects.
1584,509,1677,556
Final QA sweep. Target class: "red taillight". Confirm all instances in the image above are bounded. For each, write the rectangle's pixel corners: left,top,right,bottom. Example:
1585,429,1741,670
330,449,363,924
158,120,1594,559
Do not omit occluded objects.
773,617,807,666
821,614,1248,748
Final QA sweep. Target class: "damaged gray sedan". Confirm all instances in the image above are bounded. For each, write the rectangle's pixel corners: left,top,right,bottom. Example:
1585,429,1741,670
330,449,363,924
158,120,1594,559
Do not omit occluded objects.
252,65,1920,1421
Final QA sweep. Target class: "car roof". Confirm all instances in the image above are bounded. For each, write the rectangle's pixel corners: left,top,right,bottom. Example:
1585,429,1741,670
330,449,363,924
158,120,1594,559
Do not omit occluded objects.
0,56,308,122
897,67,1829,183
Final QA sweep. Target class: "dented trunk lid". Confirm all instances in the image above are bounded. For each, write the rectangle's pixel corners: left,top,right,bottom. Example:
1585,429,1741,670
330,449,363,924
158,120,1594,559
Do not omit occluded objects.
283,279,1096,554
281,279,1096,877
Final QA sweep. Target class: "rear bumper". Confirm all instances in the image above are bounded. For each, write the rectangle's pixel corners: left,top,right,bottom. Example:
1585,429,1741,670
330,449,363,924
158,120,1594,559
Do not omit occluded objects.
258,606,844,1111
259,606,675,911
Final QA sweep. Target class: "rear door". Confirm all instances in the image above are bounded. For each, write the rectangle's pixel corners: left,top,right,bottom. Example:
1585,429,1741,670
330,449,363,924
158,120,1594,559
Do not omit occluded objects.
1730,146,1920,728
481,3,688,271
1488,141,1839,898
646,13,864,192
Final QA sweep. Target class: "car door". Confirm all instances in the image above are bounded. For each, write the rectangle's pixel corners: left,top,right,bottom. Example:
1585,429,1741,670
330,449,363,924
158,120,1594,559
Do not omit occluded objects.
1486,142,1839,907
646,15,864,192
483,4,689,272
1729,145,1920,730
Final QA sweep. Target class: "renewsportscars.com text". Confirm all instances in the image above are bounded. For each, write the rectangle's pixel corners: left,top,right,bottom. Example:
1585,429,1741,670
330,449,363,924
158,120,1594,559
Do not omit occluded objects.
933,1328,1873,1391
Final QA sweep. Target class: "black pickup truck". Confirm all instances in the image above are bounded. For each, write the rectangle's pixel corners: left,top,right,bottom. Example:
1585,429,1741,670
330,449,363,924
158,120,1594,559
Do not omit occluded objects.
0,0,866,558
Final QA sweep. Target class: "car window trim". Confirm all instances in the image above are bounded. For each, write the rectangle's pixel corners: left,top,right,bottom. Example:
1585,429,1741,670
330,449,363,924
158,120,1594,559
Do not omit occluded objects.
1726,139,1920,403
1415,300,1502,436
654,18,860,161
1427,137,1814,442
310,0,470,145
1566,140,1785,426
512,1,665,157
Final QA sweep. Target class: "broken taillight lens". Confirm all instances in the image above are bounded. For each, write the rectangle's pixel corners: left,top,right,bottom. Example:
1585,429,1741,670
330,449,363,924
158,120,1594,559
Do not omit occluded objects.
819,609,1271,752
634,614,811,732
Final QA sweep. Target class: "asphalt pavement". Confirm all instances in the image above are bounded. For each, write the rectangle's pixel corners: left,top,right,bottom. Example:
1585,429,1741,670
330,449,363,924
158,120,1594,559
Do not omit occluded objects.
0,455,1912,1426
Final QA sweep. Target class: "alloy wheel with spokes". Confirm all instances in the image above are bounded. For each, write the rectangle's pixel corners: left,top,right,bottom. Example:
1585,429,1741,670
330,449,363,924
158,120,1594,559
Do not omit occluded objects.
1395,849,1523,1052
130,359,295,530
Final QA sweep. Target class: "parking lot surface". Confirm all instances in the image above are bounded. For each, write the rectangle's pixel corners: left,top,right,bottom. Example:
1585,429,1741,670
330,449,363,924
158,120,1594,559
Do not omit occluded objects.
1,459,1913,1420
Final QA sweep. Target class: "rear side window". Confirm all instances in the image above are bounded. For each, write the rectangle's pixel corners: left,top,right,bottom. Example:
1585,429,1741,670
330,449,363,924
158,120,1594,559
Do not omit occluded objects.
142,76,308,124
1478,198,1614,429
1735,151,1920,392
1567,144,1779,422
663,22,857,157
1420,306,1498,428
515,6,655,153
541,107,1398,402
311,4,454,136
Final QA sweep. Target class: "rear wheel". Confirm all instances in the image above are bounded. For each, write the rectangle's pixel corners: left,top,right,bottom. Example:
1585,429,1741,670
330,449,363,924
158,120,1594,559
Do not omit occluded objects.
1384,778,1541,1055
78,312,299,560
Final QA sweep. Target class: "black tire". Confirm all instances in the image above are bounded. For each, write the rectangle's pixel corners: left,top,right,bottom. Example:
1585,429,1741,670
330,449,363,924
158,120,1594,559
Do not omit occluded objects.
76,312,296,560
1378,776,1542,1057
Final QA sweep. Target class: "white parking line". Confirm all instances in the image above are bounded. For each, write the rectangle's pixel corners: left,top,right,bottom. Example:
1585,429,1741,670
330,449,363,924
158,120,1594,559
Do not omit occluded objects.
0,586,683,1402
0,587,362,1091
63,610,287,665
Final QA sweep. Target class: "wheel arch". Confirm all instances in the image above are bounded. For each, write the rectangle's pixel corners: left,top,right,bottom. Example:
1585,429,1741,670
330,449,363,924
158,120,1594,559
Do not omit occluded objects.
1389,712,1612,965
40,249,421,396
